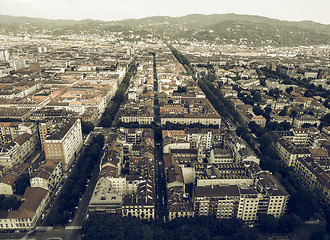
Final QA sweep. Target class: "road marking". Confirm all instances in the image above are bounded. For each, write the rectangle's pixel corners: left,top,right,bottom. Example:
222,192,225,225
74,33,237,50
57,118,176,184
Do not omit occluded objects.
36,226,54,231
65,226,82,230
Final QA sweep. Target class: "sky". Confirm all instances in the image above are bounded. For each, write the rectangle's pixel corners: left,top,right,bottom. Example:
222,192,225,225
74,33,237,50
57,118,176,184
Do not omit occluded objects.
0,0,329,24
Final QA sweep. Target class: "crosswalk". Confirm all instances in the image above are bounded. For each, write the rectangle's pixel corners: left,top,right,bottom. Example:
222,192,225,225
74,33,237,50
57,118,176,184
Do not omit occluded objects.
65,226,82,230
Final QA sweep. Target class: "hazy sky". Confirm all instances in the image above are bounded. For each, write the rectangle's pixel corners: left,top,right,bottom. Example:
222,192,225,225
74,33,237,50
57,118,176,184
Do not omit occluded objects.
1,0,329,24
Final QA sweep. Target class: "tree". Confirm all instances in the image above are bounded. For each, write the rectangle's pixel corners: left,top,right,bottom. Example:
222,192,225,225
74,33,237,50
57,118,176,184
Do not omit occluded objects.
279,107,287,116
14,173,30,195
290,110,298,119
304,89,314,97
1,195,20,210
258,214,279,233
277,214,303,234
81,121,94,134
236,127,249,138
253,91,262,103
264,106,272,117
321,114,330,127
94,134,105,146
288,189,319,220
285,87,293,94
309,230,330,240
253,105,264,116
260,79,266,86
248,121,260,133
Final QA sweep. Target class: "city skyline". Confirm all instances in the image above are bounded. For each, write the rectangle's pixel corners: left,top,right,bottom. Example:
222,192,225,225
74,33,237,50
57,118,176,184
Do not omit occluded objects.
0,0,330,24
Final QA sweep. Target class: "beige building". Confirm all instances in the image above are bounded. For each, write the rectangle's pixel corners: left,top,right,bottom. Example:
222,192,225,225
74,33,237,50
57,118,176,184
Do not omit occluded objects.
0,163,29,195
293,157,330,204
251,115,266,128
0,187,49,230
38,121,54,149
30,159,62,191
88,177,123,215
194,185,240,219
276,138,311,166
293,115,320,128
121,115,154,125
168,186,194,221
0,132,39,169
193,172,289,222
209,149,234,164
44,118,83,171
161,115,221,127
122,180,155,220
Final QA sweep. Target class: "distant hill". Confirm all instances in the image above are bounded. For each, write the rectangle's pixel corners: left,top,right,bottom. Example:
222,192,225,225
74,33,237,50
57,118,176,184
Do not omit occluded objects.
0,13,330,46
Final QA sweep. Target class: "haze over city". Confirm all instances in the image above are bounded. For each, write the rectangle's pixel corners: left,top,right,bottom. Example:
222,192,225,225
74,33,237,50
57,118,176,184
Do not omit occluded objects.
1,0,330,24
0,1,330,240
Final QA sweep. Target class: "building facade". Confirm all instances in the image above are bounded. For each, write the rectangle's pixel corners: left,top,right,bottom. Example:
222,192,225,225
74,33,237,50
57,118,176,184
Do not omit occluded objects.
44,118,83,171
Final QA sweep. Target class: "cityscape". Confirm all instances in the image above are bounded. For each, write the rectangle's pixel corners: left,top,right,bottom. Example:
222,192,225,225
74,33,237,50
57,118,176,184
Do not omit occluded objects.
0,3,330,240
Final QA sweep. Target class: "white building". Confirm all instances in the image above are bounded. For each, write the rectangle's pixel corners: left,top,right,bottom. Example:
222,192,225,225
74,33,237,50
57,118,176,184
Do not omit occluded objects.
44,118,83,171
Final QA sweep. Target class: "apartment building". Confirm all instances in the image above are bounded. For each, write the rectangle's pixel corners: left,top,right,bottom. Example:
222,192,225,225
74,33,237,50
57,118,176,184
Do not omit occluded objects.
30,159,62,191
0,122,37,144
194,185,240,219
0,163,29,195
195,163,254,187
44,118,83,171
293,157,330,204
88,177,123,215
168,186,194,221
0,187,49,230
186,128,213,150
38,121,54,149
193,171,289,222
0,132,39,169
276,137,311,166
122,179,155,220
251,115,267,128
293,115,321,128
88,128,156,220
209,148,234,164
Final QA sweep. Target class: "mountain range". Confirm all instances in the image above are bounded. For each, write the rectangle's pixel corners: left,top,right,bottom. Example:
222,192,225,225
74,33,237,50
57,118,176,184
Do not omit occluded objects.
1,13,330,46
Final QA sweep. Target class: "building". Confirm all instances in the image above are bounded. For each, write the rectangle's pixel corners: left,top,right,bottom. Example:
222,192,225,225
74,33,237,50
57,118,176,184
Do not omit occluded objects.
0,163,29,195
30,159,62,191
194,185,240,219
193,171,289,222
276,138,311,166
0,49,9,61
0,187,49,230
44,118,83,171
0,132,39,169
160,99,221,127
38,121,54,149
293,157,330,204
293,115,320,128
168,186,194,221
122,180,155,220
88,177,123,215
186,128,213,150
209,149,234,164
251,115,266,128
195,163,254,187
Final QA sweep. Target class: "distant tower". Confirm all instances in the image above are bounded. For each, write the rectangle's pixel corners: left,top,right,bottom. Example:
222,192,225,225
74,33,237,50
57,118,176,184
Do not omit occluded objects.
127,47,135,56
0,49,10,61
38,46,47,53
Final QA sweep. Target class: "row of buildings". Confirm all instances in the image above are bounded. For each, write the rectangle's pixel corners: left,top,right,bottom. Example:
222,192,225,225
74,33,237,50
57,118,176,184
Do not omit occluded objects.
0,34,141,230
88,128,156,220
273,127,330,204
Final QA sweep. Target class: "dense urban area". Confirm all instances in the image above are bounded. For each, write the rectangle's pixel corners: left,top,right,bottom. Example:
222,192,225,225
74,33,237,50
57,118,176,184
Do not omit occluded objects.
0,13,329,240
